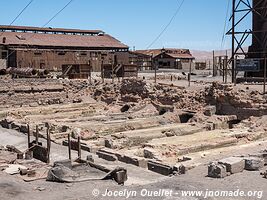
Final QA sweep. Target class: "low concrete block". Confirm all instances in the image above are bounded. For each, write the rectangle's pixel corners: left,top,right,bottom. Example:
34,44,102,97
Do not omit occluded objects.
219,157,245,174
98,149,147,168
118,155,148,168
244,157,264,171
250,152,267,165
208,162,227,178
147,161,173,176
96,151,117,162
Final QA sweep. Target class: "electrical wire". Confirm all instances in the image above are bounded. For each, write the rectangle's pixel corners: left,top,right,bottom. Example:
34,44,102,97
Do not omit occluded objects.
41,0,75,29
146,0,185,49
220,0,231,50
0,0,34,37
3,0,75,63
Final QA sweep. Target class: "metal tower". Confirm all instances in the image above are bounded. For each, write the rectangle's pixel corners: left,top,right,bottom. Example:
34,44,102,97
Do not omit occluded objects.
227,0,267,81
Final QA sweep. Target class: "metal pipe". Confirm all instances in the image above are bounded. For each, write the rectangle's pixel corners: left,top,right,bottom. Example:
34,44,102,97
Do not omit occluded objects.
6,67,38,76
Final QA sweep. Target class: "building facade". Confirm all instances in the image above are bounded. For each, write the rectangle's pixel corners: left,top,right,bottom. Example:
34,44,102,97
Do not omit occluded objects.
134,48,195,70
0,25,129,72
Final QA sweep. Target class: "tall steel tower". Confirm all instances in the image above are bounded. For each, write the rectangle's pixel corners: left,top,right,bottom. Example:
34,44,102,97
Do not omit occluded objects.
228,0,267,81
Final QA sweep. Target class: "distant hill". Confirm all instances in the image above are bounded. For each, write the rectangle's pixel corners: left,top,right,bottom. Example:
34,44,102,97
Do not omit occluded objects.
191,47,248,62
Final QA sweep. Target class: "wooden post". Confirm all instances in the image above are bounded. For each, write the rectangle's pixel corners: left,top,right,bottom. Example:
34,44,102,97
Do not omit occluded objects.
212,50,215,76
89,60,92,85
27,124,30,148
101,61,104,83
188,59,192,87
225,56,228,83
264,57,266,94
68,133,71,160
46,125,51,164
35,125,39,144
112,64,114,84
78,136,81,159
153,54,156,83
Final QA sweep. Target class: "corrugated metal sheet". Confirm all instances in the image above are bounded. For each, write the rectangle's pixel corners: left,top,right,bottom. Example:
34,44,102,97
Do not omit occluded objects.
0,31,128,49
0,25,102,34
135,48,194,59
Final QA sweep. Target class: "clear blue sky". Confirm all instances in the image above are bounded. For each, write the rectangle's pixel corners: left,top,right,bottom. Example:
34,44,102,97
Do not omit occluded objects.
0,0,251,51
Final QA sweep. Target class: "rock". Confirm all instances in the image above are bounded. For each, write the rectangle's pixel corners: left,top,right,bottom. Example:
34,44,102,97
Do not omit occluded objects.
144,148,162,161
4,164,27,175
105,139,114,149
173,164,186,175
204,106,216,116
244,157,264,171
164,131,175,137
261,170,267,178
86,155,94,163
219,157,245,174
35,187,46,191
71,128,81,139
208,162,227,178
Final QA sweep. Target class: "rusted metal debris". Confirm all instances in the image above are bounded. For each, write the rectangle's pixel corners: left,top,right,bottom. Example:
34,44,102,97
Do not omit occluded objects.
1,67,50,78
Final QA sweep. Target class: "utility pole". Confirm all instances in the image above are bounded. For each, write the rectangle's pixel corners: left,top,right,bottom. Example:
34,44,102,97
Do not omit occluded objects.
152,54,156,83
188,59,192,87
212,50,215,76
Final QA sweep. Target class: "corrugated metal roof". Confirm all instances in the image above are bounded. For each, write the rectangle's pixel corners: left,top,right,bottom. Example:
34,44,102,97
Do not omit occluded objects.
135,48,194,59
0,26,128,49
0,25,102,34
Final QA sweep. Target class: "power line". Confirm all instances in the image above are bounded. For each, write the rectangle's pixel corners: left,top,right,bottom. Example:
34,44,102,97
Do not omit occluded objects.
146,0,185,49
0,0,34,37
41,0,75,29
221,0,231,50
4,0,75,64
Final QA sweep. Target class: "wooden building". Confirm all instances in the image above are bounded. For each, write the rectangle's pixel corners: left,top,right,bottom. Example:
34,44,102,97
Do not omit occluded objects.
0,25,129,73
135,48,195,70
129,51,152,71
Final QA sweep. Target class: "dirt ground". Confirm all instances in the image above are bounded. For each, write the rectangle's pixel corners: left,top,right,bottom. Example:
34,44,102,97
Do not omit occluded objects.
0,71,267,200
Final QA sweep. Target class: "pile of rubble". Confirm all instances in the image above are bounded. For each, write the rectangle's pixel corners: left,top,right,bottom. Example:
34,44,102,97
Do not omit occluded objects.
205,82,266,108
92,79,207,111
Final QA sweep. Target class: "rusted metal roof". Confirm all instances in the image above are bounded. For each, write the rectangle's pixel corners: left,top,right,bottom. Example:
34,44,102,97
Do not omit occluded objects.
0,25,102,34
0,25,128,49
135,48,194,59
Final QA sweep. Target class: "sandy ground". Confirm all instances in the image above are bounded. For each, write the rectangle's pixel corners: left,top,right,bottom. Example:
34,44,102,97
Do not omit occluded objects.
0,127,266,200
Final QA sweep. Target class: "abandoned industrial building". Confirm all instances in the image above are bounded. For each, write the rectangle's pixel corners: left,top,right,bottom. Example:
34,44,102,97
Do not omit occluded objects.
133,48,195,70
0,25,129,78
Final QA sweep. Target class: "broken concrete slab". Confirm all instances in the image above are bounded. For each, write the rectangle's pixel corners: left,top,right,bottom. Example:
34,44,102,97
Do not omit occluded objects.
218,157,245,174
244,157,265,171
208,162,228,178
